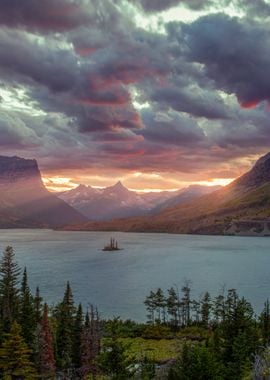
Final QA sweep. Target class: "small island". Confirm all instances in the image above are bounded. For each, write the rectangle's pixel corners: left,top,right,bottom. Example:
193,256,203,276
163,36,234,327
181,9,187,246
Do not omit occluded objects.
102,237,122,251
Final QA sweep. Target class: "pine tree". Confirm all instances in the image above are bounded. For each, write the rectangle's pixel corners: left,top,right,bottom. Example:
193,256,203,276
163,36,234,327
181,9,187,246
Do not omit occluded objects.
80,306,101,379
167,287,179,328
98,319,133,380
181,281,192,326
154,288,166,324
168,342,223,380
32,286,43,372
56,282,76,371
19,267,36,347
73,303,84,369
217,296,259,378
144,291,156,324
0,321,37,379
260,299,270,346
201,291,212,328
213,293,226,323
38,303,56,379
34,286,43,325
0,246,21,332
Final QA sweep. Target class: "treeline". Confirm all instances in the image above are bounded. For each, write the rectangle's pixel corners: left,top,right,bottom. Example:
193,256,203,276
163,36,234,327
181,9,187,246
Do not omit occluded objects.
1,244,270,379
145,284,270,379
0,246,101,379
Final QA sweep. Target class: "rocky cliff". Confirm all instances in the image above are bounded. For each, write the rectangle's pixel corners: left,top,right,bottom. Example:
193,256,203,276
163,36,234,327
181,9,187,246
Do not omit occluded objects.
0,156,87,228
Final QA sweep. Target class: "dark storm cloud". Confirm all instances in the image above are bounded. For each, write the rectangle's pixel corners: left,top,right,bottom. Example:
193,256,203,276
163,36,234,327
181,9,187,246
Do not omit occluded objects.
141,108,206,145
0,29,79,92
150,84,229,119
0,110,39,148
181,13,270,106
1,0,270,179
0,27,144,132
0,0,90,32
210,106,270,149
129,0,214,13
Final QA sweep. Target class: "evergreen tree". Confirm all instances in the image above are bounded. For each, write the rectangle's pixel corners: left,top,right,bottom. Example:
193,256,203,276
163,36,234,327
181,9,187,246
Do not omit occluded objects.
38,303,56,379
181,281,192,326
56,282,76,371
168,342,223,380
0,321,37,379
0,246,21,332
32,287,43,372
154,288,166,324
216,296,259,379
213,294,226,323
260,299,270,346
201,291,212,328
144,291,156,324
192,300,201,324
34,286,43,325
19,267,36,347
73,303,84,369
80,306,101,379
167,287,179,328
98,332,133,379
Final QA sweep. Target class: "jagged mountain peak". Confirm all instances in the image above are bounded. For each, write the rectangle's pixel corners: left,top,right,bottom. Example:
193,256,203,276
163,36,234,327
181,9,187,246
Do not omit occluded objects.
76,184,90,190
105,180,129,194
112,180,126,189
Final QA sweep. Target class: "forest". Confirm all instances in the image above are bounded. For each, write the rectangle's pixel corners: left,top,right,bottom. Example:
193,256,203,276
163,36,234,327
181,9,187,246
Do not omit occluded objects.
0,245,269,379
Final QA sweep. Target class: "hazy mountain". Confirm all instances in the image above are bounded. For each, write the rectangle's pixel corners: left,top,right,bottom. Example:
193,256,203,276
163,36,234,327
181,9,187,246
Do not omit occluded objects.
150,184,221,214
0,156,87,228
63,151,270,235
59,181,220,221
60,181,165,220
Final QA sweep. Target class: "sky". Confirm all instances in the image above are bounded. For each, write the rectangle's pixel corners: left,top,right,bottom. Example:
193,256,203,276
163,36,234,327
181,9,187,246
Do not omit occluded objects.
1,0,270,192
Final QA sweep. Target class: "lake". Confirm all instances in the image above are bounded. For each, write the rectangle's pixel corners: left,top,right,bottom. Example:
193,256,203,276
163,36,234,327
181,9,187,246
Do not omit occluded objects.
0,229,269,321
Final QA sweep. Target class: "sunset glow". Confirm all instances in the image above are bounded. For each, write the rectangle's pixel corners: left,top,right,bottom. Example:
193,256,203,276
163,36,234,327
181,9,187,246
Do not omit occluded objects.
0,0,269,193
42,177,79,192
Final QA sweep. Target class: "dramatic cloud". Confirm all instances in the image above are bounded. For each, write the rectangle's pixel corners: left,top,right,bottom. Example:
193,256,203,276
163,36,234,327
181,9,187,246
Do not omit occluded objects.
130,0,214,13
0,0,270,190
181,13,270,106
0,0,90,32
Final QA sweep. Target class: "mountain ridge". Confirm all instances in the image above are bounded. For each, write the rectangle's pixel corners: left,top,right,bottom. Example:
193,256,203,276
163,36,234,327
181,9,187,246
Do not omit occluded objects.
61,151,270,235
59,181,221,221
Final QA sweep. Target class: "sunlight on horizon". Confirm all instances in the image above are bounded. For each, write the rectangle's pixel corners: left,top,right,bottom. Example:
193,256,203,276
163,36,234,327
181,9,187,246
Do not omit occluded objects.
42,175,235,193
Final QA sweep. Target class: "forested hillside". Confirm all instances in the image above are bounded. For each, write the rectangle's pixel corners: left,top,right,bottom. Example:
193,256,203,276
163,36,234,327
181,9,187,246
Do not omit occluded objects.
0,246,269,379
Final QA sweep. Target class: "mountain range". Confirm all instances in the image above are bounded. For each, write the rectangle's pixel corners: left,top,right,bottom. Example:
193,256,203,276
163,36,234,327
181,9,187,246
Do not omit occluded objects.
63,151,270,236
0,156,87,228
1,152,270,235
59,181,220,220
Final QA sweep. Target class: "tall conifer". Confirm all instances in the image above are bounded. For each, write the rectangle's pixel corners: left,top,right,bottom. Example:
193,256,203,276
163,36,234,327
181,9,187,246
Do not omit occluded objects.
73,303,84,369
39,303,56,379
19,267,35,347
56,282,75,371
34,286,43,325
0,246,21,332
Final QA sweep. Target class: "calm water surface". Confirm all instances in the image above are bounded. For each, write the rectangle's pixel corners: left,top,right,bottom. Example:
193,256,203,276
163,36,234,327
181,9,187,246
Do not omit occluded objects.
0,229,269,321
